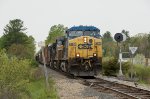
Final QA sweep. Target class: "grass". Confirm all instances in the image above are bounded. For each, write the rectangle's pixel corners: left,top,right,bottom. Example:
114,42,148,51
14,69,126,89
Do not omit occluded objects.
133,64,150,84
26,77,59,99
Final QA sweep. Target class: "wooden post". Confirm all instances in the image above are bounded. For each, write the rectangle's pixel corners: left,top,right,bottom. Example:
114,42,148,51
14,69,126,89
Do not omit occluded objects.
38,41,49,89
42,47,49,89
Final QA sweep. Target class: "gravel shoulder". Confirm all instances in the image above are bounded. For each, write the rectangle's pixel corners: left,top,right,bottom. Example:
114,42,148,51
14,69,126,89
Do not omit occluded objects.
40,65,116,99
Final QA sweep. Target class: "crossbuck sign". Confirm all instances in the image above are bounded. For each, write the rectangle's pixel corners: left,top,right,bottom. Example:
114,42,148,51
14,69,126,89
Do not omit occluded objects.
129,47,138,54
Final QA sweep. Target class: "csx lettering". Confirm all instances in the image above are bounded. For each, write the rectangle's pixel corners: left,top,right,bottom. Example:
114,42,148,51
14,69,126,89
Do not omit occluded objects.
78,44,93,49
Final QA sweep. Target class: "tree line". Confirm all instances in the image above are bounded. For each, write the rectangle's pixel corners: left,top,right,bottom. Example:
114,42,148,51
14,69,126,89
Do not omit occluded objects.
1,19,150,62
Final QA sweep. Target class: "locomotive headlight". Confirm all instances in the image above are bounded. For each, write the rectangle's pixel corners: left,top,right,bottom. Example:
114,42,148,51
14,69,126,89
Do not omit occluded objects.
83,37,87,43
93,53,97,57
76,53,80,57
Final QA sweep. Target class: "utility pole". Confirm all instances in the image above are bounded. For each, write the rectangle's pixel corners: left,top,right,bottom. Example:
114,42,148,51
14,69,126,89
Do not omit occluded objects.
38,41,49,89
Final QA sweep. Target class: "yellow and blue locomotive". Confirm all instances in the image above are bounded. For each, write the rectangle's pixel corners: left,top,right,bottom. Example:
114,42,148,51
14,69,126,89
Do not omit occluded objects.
37,26,102,76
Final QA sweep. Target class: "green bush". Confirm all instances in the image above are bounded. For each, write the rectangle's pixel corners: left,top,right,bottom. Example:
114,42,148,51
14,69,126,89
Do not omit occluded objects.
0,50,31,99
30,59,39,67
29,67,44,81
131,64,150,84
102,57,118,76
122,62,131,74
7,44,35,60
0,49,59,98
102,57,130,76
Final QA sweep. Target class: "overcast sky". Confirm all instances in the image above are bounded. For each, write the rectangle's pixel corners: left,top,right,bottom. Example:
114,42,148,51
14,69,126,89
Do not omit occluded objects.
0,0,150,44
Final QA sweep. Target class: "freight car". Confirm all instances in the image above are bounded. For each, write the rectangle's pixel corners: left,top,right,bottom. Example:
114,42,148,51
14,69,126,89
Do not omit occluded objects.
36,26,102,76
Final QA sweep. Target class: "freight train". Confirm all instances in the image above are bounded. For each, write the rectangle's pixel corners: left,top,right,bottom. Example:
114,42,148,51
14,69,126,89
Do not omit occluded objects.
36,26,102,76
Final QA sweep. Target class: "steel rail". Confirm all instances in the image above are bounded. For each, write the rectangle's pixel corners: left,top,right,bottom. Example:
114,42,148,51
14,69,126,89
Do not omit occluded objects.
83,78,150,99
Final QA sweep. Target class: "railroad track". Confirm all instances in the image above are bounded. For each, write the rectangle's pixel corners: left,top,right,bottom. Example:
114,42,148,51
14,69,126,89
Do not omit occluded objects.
81,78,150,99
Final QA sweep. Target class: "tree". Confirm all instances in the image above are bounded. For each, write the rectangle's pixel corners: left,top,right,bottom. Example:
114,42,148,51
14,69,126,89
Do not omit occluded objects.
148,33,150,44
121,30,130,51
4,19,26,35
121,29,130,38
102,31,115,57
0,19,28,49
0,19,35,59
129,33,150,58
102,31,113,42
46,24,67,44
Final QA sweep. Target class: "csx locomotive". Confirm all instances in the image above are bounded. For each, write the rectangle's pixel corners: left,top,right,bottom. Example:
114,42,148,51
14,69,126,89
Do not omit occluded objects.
36,26,102,76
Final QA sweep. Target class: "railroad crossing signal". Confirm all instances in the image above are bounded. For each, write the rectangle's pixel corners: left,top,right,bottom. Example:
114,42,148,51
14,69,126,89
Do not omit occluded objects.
129,47,138,54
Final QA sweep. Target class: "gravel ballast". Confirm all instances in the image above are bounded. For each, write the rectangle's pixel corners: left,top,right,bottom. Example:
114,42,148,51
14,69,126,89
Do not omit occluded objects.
41,66,116,99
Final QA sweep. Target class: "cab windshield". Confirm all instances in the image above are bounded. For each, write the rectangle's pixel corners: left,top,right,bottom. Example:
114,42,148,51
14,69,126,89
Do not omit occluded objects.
83,31,101,38
69,31,83,37
69,31,101,38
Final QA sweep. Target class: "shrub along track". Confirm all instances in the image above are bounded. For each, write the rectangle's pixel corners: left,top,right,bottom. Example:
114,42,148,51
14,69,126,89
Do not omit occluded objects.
81,77,150,99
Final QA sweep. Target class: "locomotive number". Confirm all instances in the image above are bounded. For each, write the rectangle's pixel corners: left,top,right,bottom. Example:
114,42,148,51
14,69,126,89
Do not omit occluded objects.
78,44,93,49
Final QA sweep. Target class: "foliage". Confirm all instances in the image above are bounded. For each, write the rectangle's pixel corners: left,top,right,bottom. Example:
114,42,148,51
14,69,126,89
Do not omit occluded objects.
28,67,58,99
7,44,30,59
134,54,145,65
102,57,118,76
129,33,150,58
7,42,35,60
130,64,150,84
0,50,57,98
121,30,131,51
121,29,130,38
102,31,116,57
0,19,27,49
102,57,130,76
30,59,39,68
46,24,67,44
0,32,28,49
29,67,44,81
0,50,31,99
3,19,27,35
0,19,35,59
102,31,113,42
122,62,131,75
27,77,58,99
